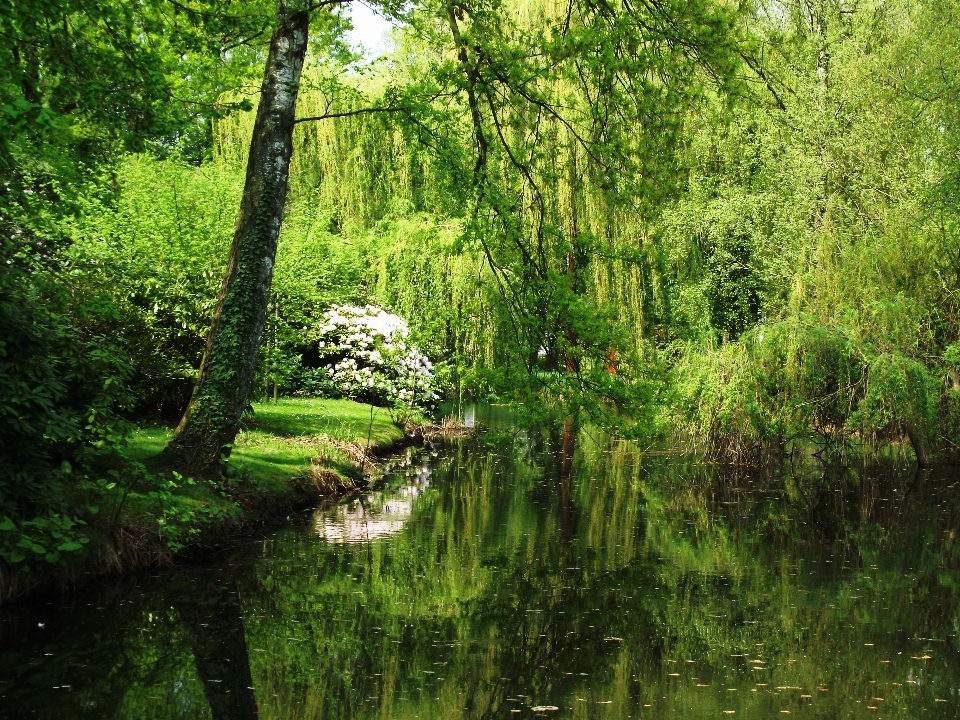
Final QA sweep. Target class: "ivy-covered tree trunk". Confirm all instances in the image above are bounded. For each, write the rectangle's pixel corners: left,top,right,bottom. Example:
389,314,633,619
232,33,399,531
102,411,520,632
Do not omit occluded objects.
164,2,309,477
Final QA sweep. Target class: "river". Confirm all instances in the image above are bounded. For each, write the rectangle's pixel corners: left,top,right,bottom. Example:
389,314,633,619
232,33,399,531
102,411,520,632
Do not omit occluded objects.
1,424,959,718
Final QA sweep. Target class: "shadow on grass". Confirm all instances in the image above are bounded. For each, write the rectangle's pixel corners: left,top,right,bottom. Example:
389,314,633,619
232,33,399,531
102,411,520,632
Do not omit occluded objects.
245,398,400,445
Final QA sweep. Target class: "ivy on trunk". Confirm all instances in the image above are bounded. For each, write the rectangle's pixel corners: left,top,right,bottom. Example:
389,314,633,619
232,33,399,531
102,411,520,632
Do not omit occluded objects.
164,2,310,477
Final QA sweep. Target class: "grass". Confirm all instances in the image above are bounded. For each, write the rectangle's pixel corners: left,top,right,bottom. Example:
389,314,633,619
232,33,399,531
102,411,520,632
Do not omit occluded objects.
115,398,406,548
125,398,404,484
0,398,409,603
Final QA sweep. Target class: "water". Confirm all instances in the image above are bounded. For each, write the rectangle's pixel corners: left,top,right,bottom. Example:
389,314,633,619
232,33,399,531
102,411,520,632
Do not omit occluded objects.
2,427,960,719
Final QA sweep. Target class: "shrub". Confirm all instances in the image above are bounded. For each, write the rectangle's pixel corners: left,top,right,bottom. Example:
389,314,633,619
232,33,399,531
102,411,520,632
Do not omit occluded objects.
0,273,133,519
673,320,863,458
848,352,938,464
305,304,440,410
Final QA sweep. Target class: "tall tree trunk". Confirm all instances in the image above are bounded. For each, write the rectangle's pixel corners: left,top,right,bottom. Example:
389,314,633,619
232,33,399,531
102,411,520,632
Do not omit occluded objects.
164,3,310,477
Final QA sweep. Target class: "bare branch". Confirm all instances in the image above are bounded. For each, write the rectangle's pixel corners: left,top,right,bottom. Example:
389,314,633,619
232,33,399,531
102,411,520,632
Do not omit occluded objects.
293,105,403,123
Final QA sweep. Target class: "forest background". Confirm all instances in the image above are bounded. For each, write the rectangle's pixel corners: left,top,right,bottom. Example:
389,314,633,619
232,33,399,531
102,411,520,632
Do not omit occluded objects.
2,0,960,564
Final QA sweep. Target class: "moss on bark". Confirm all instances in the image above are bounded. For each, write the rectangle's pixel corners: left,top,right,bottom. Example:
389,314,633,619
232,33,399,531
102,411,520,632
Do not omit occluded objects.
164,3,310,477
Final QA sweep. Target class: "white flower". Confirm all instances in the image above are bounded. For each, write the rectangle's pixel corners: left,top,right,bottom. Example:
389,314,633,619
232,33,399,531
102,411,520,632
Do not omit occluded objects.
312,304,440,408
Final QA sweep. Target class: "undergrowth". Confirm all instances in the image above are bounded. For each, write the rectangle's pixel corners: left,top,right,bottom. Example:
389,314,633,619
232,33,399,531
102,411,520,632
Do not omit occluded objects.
0,398,404,579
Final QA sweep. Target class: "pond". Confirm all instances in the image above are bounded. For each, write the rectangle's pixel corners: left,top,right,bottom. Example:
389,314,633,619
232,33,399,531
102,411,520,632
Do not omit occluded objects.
2,425,960,719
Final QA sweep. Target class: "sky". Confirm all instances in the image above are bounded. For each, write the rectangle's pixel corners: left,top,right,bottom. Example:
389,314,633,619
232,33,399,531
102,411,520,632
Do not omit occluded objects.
344,2,396,59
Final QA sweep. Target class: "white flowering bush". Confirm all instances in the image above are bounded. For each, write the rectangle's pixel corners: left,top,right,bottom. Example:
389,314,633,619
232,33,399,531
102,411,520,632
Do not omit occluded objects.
306,304,440,410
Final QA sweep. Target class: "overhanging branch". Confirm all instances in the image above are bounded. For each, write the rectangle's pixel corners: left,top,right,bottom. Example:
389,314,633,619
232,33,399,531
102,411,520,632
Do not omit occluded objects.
293,105,404,123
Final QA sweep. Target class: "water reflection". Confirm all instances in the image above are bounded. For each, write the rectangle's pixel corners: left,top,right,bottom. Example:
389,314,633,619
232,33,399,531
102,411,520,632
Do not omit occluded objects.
316,466,431,544
2,427,960,720
175,576,258,720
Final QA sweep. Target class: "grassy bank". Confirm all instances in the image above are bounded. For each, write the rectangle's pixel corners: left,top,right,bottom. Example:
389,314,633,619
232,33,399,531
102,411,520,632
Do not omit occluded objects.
1,399,408,604
127,398,405,484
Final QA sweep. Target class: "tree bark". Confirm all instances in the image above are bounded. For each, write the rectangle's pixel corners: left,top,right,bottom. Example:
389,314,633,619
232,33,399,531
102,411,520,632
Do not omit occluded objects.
164,2,310,477
904,420,932,470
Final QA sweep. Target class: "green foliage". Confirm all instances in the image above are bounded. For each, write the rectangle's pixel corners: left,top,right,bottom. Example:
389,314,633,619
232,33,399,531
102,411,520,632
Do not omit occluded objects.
146,471,236,553
704,232,764,343
0,267,134,517
0,0,278,535
674,314,948,464
210,0,741,433
0,513,90,566
850,352,939,447
0,0,269,164
4,0,960,534
659,185,784,343
68,154,242,418
651,0,960,459
673,319,866,459
945,342,960,376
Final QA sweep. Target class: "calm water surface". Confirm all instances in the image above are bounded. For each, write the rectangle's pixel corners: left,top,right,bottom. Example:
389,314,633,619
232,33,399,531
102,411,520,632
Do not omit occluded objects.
2,426,960,719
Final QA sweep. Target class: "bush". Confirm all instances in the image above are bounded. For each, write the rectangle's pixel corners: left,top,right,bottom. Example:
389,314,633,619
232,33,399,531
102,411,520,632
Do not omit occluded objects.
66,155,241,420
302,304,441,410
848,352,938,463
0,270,133,521
673,319,865,460
673,315,953,465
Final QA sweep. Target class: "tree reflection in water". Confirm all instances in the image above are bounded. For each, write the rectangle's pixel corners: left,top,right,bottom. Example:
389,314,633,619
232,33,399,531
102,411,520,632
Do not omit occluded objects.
175,574,259,720
2,428,960,720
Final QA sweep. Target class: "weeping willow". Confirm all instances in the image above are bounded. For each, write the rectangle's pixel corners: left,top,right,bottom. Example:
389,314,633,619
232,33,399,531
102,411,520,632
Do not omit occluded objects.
210,0,736,426
209,0,960,459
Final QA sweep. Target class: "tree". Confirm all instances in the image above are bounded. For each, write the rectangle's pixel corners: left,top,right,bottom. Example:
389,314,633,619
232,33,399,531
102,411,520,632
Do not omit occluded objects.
163,0,741,475
0,0,273,515
163,0,312,476
400,0,739,428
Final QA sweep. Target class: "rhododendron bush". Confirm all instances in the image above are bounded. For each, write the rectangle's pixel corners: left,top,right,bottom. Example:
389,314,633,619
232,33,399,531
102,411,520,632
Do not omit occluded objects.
304,305,440,409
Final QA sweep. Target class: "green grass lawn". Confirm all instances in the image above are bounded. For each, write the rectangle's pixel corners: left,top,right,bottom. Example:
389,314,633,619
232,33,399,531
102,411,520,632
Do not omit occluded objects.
112,398,407,548
125,398,405,484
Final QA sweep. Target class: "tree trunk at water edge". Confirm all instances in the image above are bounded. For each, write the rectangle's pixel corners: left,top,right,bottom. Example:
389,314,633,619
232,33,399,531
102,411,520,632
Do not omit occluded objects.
164,3,310,478
904,420,931,470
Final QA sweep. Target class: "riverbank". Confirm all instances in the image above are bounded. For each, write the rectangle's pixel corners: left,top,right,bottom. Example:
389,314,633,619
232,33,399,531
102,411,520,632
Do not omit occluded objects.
0,398,413,605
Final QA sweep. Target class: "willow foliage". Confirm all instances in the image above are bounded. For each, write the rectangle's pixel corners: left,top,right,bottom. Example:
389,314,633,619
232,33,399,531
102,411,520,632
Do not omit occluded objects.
28,0,960,466
211,0,739,432
659,0,960,462
246,0,960,461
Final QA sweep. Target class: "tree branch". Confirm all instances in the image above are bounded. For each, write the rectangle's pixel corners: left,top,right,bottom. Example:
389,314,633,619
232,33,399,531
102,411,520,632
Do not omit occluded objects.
293,105,403,123
739,50,787,111
446,1,488,179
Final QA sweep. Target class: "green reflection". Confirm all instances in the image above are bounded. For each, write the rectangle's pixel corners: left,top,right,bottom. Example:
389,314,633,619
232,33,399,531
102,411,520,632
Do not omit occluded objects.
2,428,960,719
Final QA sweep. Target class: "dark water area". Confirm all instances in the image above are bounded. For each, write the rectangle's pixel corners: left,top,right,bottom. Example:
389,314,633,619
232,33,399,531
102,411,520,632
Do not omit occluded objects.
2,424,960,719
